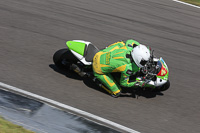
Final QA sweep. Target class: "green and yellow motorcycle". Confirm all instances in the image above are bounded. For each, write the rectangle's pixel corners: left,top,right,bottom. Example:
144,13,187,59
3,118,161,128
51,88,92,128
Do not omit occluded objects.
53,40,170,93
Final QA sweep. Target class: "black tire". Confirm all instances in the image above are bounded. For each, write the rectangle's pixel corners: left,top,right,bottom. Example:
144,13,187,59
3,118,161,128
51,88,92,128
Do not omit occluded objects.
152,80,170,92
53,48,73,69
159,80,170,92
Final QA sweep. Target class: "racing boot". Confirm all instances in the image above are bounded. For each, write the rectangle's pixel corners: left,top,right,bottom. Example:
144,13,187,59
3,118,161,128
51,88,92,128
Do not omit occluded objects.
92,77,121,98
110,91,121,98
100,84,121,98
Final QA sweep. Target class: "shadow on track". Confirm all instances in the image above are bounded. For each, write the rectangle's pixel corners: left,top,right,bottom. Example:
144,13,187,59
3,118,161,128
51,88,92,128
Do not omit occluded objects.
49,64,108,94
49,64,163,99
49,64,83,80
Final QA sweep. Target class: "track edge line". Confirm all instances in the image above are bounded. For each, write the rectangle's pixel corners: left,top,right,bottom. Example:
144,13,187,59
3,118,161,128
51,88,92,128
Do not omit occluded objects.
172,0,200,9
0,82,140,133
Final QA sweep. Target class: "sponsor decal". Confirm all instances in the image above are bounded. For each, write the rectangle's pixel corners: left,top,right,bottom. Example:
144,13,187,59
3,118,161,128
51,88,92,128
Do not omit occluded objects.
157,66,167,76
106,52,111,64
161,69,166,76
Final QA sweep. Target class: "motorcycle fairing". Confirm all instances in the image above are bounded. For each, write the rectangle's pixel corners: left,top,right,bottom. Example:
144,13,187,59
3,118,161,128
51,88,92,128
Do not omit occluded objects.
66,40,88,56
157,58,169,81
66,40,93,65
154,58,169,86
137,57,169,87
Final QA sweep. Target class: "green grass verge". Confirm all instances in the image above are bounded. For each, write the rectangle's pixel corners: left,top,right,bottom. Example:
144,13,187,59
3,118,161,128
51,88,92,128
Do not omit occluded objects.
0,116,34,133
180,0,200,6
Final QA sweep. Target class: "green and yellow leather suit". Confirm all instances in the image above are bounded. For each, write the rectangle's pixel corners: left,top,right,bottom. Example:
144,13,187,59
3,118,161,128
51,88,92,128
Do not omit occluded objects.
92,39,141,96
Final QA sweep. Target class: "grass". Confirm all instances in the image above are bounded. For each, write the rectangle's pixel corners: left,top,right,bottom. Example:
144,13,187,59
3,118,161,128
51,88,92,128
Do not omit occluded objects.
0,116,34,133
179,0,200,6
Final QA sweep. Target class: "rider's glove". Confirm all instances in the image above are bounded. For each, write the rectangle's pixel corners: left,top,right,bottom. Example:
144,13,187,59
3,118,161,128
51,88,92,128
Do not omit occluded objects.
135,81,146,87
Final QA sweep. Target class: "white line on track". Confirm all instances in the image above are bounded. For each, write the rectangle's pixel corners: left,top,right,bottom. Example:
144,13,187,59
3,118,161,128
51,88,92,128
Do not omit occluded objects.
173,0,200,9
0,82,140,133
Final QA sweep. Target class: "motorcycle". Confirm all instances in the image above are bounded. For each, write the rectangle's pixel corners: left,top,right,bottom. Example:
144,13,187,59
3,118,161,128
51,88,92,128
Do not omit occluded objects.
53,40,170,94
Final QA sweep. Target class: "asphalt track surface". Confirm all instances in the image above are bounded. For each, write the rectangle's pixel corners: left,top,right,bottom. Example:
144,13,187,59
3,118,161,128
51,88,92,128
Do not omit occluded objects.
0,88,120,133
0,0,200,133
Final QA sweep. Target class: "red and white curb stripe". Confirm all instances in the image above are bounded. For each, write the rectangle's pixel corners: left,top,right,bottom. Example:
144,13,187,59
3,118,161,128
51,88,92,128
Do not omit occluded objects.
0,82,140,133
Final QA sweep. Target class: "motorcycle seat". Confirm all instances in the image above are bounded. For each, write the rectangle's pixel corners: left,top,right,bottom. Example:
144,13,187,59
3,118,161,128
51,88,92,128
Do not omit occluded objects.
85,44,99,62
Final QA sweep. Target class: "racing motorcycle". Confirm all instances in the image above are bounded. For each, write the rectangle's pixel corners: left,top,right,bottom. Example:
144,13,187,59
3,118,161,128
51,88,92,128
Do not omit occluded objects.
53,40,170,93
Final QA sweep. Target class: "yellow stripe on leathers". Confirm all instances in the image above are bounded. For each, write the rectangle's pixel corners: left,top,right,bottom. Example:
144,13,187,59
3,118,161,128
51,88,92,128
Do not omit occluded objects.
101,64,110,67
103,75,115,87
130,42,135,46
101,85,113,94
107,41,125,47
113,57,124,59
114,51,125,55
109,46,119,52
120,46,127,50
107,42,119,47
101,85,121,95
112,64,127,72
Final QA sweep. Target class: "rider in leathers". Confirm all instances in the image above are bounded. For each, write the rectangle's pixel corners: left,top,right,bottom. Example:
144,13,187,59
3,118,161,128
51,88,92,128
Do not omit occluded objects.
92,39,150,97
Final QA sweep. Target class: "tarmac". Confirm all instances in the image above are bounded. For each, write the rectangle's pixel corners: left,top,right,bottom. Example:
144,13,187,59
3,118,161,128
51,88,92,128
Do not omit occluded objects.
0,0,200,133
0,88,120,133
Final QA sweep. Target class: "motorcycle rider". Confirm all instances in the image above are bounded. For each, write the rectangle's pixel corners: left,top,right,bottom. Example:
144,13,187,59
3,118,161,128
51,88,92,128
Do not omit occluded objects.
92,39,151,97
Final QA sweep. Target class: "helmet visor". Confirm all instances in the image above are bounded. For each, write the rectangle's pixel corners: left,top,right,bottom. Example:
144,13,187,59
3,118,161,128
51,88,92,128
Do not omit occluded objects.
140,59,148,66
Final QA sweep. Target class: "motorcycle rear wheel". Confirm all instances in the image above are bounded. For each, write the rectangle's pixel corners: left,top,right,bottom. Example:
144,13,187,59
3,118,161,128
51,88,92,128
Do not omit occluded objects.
53,48,77,69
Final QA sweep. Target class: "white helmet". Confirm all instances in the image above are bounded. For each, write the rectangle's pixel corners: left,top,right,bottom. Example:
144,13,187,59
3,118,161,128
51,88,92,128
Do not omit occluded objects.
131,44,150,68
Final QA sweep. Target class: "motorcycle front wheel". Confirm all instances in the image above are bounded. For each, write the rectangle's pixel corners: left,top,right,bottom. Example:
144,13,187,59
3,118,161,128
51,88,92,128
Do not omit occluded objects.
155,80,170,92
